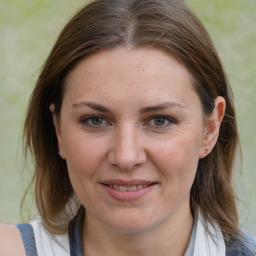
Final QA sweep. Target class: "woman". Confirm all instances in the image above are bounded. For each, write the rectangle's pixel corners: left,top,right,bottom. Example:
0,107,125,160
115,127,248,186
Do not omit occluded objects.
0,0,255,255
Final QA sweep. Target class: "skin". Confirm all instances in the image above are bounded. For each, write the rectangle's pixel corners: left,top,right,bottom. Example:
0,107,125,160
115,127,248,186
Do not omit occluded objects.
0,46,225,255
52,47,225,256
0,225,25,256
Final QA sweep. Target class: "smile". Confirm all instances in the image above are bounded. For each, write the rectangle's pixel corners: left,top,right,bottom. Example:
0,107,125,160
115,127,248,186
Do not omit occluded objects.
107,184,150,191
100,180,157,201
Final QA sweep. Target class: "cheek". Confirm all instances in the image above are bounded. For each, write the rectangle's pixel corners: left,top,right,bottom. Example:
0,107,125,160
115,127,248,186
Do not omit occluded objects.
62,133,107,204
62,129,107,180
151,133,201,183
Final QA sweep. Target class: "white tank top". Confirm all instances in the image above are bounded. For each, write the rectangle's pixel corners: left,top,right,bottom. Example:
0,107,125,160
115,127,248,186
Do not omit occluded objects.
30,217,70,256
18,208,226,256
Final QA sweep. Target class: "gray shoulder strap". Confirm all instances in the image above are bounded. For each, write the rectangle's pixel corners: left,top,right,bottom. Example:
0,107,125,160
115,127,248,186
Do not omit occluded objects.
17,223,38,256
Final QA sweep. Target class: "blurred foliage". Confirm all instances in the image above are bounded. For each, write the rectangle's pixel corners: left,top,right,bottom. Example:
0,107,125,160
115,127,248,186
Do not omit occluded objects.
0,0,255,234
186,0,256,234
0,0,86,223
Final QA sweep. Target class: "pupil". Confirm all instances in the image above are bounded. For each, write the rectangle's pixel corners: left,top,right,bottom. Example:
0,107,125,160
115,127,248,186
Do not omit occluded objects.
154,117,165,126
92,117,103,125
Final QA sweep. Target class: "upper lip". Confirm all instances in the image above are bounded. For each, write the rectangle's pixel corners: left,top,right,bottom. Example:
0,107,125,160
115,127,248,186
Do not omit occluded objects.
100,179,157,186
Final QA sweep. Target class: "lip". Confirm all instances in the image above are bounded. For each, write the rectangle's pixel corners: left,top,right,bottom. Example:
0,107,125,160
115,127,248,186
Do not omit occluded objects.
100,179,157,202
101,179,155,186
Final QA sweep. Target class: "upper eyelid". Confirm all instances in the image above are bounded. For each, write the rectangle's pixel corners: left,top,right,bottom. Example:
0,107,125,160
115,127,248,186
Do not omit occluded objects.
143,115,177,129
79,114,177,125
81,114,106,121
146,114,177,122
80,115,110,125
80,114,108,120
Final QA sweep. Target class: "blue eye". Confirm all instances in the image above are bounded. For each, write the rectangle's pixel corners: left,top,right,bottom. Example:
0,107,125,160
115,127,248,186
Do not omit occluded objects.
148,115,175,127
81,115,107,127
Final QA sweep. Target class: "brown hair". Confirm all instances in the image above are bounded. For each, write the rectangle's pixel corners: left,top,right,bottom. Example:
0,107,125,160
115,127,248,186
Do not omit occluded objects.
24,0,240,241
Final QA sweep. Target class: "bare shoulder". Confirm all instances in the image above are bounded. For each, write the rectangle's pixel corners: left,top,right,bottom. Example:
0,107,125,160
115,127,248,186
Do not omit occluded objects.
0,224,26,256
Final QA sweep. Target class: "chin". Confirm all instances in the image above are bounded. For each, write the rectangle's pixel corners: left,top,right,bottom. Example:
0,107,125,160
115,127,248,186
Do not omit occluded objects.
101,210,158,234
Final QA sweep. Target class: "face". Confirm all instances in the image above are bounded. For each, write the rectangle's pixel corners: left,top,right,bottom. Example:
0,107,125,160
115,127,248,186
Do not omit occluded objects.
53,47,219,234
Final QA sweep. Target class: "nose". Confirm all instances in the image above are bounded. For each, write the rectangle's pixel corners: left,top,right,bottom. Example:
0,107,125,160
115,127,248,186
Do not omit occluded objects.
107,126,147,171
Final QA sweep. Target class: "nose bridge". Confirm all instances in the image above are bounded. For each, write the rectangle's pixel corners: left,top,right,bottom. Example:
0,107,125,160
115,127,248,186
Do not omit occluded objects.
108,124,146,170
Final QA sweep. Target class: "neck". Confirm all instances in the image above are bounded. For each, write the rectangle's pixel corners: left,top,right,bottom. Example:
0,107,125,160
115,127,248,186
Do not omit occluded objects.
82,201,193,256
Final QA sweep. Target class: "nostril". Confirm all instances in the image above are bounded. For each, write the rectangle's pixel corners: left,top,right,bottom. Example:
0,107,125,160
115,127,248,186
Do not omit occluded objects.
107,147,147,171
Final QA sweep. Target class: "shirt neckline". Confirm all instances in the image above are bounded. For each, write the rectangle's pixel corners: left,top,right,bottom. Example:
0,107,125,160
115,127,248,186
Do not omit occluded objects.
68,207,197,256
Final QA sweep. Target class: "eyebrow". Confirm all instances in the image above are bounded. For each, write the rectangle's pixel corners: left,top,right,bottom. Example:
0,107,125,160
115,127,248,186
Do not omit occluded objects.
72,101,185,113
140,102,185,113
72,101,112,113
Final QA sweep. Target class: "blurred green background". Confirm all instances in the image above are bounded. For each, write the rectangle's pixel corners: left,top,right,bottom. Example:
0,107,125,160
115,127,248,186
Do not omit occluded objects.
0,0,255,235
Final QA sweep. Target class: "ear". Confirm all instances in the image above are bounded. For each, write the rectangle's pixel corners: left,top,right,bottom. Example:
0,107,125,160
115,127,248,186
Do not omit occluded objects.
50,103,66,159
199,96,226,159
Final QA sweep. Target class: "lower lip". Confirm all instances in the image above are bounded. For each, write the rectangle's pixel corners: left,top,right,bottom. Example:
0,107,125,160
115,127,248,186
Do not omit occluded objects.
101,184,156,202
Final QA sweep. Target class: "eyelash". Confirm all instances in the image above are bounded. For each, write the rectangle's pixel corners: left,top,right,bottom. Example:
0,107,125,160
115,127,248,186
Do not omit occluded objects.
146,115,177,128
80,115,108,128
80,114,177,129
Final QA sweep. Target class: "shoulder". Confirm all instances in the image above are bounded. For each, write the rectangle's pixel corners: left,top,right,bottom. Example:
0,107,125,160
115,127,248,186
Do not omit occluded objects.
0,224,26,256
226,232,256,256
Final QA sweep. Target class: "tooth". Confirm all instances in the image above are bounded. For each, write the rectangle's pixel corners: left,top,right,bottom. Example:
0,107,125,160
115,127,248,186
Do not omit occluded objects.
128,186,137,191
110,184,149,191
119,186,128,191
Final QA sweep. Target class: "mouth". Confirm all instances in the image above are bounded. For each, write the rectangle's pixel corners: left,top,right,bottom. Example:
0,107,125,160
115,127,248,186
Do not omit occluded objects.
100,179,157,190
103,183,154,191
100,180,157,201
102,183,156,191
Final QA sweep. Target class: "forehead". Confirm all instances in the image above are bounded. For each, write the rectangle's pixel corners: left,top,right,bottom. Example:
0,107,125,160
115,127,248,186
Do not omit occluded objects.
63,47,198,107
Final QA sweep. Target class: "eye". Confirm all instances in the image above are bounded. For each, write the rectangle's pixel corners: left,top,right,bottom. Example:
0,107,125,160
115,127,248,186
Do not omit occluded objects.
147,115,176,128
81,115,108,127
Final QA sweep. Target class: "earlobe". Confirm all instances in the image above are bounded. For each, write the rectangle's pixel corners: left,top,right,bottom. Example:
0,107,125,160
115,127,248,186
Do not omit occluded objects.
199,96,226,159
49,103,66,159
